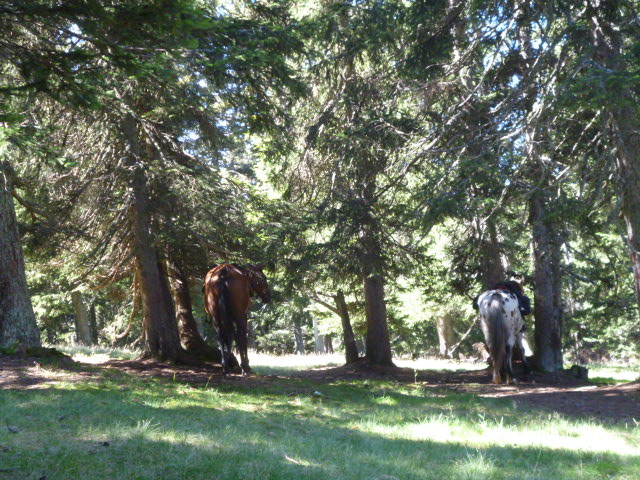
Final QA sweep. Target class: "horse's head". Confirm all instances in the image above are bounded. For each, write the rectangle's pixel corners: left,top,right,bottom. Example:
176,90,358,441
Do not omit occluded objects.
245,265,272,303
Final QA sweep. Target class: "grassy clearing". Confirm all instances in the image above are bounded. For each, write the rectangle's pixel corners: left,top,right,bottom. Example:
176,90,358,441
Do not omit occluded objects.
0,351,640,480
249,353,486,377
55,344,141,363
1,352,639,479
588,364,640,385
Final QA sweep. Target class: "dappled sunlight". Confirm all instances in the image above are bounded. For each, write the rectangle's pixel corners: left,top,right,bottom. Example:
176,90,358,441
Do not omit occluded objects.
249,351,487,375
55,344,141,362
357,409,639,457
453,450,499,480
71,353,112,364
395,357,485,372
2,351,639,479
250,351,344,373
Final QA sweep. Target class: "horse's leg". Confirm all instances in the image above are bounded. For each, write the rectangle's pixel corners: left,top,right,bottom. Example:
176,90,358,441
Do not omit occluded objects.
491,343,502,384
235,316,251,375
215,323,232,376
505,344,515,385
492,361,502,384
517,333,532,374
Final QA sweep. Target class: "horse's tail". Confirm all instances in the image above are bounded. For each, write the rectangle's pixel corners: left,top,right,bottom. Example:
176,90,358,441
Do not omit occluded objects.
216,267,236,335
486,293,506,384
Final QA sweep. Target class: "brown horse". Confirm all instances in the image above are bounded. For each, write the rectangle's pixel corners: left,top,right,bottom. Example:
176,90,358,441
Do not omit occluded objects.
203,263,271,375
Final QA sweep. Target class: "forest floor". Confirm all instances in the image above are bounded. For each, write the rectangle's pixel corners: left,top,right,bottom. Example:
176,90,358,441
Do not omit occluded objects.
1,354,638,424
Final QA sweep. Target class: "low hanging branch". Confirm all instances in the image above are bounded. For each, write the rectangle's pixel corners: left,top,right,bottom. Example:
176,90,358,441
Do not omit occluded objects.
448,316,477,357
112,271,139,346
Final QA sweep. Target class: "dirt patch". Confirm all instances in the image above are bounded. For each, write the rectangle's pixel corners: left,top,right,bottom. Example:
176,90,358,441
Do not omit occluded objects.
295,360,640,423
0,355,94,390
1,355,638,423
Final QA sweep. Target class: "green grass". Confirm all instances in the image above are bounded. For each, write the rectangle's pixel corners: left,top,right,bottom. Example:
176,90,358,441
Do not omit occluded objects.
1,353,639,479
587,364,640,385
55,344,141,362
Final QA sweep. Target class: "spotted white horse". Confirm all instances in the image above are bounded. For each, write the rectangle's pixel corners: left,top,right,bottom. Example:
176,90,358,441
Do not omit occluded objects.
477,289,532,384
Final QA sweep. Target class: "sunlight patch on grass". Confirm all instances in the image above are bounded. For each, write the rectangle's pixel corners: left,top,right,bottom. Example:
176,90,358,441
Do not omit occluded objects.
250,351,344,374
4,350,640,480
395,357,485,372
352,405,639,457
588,364,640,384
248,352,487,376
454,450,498,480
55,343,140,362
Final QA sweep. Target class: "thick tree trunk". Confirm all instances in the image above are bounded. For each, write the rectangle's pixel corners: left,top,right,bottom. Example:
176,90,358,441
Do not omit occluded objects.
529,191,563,371
518,0,563,371
71,291,93,345
168,261,224,363
334,290,359,363
120,114,188,363
0,162,41,349
479,219,504,289
360,175,393,366
590,3,640,314
363,272,393,366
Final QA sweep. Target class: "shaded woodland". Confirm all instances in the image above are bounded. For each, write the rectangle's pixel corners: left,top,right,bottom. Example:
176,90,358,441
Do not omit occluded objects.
2,0,640,370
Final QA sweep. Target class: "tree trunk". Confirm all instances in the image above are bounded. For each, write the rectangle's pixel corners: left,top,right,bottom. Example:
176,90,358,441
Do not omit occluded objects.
363,272,393,366
71,291,93,345
479,219,505,289
590,2,640,315
335,290,359,364
529,190,563,371
518,0,563,371
312,316,324,353
360,176,393,366
168,261,225,363
293,318,305,355
323,335,334,353
0,162,41,349
436,312,456,358
89,301,99,344
120,114,188,363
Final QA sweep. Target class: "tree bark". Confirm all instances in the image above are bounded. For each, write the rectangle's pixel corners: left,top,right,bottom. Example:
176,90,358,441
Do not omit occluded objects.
323,335,334,353
71,291,93,345
479,219,505,289
120,114,188,363
0,162,41,349
312,316,324,353
335,290,359,364
436,312,456,358
363,272,393,366
89,301,99,344
361,178,393,366
293,317,305,355
529,190,563,371
589,1,640,315
518,0,563,371
168,261,225,363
